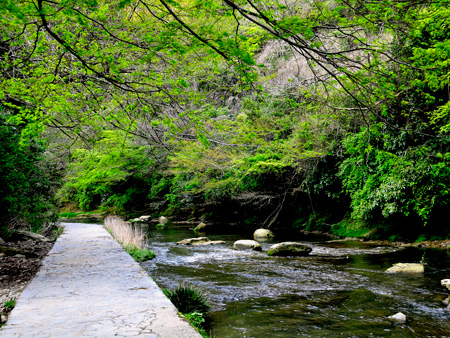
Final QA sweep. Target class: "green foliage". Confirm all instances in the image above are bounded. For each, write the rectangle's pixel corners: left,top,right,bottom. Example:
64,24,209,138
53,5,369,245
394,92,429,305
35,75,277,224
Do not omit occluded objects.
59,211,96,218
58,130,155,212
329,218,373,239
184,312,205,327
3,0,450,240
0,107,59,233
124,246,156,262
184,312,212,338
339,124,450,223
416,234,428,243
59,212,79,219
163,283,211,315
388,234,403,242
164,94,338,209
3,299,15,311
407,4,450,133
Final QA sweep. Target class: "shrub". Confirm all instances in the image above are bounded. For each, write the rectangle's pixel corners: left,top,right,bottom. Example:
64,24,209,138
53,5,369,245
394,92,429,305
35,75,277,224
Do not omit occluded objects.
125,246,156,262
163,283,211,315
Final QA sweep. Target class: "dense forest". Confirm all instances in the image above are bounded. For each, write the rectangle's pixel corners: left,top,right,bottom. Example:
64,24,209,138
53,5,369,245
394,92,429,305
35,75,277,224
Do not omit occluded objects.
1,0,450,241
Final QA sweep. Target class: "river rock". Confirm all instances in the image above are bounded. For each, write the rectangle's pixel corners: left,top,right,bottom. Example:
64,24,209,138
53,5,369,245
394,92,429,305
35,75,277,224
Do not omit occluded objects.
176,237,225,246
267,242,312,257
441,279,450,291
388,312,406,323
16,230,50,242
386,263,424,274
194,222,207,232
253,229,275,239
0,237,5,244
159,216,169,225
233,240,262,251
131,215,151,223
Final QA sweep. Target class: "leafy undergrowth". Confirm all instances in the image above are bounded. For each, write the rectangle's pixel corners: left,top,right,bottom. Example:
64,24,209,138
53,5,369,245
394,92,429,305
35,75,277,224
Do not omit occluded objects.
124,246,155,262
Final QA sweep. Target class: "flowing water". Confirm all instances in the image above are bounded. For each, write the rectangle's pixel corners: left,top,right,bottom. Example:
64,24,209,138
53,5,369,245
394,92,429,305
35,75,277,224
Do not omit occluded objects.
141,224,450,337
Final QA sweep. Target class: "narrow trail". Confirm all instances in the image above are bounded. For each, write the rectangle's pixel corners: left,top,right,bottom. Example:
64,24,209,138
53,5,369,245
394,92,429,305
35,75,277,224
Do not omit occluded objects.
1,222,201,337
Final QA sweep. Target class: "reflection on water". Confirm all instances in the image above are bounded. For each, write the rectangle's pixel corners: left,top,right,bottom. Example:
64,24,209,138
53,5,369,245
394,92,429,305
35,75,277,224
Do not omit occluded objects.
141,224,450,337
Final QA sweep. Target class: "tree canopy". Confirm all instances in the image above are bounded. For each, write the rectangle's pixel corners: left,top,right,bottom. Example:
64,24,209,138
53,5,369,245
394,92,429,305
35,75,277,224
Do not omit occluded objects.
1,0,450,239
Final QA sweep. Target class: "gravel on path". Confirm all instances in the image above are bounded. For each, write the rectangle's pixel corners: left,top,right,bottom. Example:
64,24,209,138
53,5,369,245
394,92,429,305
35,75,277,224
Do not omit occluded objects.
1,222,201,337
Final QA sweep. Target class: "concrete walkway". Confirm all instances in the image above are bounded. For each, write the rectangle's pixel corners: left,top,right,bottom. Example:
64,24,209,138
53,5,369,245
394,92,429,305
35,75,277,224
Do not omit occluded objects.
1,222,201,337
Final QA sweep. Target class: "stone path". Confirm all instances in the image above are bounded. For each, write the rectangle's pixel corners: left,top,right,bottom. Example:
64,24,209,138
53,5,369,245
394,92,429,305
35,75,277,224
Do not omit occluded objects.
1,222,201,337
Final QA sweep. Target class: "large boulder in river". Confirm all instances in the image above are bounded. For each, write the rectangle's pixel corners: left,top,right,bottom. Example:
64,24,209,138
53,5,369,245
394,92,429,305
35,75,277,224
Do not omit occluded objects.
233,240,262,251
253,229,275,239
176,237,226,246
441,279,450,291
386,263,424,274
267,242,312,257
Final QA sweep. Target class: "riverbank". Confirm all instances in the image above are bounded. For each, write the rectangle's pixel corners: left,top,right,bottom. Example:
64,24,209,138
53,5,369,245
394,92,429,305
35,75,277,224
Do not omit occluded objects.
60,212,450,249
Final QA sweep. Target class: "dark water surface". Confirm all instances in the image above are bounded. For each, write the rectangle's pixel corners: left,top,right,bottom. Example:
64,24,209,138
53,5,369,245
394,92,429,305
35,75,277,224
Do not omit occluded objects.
141,224,450,337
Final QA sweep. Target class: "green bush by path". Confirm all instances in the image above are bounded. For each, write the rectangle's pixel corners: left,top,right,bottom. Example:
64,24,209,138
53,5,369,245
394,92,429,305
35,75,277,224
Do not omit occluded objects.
163,283,212,337
124,246,156,262
163,283,211,315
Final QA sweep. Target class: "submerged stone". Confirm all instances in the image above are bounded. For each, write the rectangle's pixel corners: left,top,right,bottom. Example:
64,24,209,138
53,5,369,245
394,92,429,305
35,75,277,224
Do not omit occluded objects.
386,263,424,274
388,312,406,323
233,240,262,251
253,229,275,239
267,242,312,257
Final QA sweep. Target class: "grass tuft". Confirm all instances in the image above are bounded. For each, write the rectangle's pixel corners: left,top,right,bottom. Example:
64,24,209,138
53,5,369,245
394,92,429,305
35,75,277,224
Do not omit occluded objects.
4,299,15,311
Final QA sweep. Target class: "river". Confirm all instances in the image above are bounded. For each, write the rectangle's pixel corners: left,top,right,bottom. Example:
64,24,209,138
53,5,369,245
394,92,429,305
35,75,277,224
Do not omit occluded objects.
140,223,450,337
